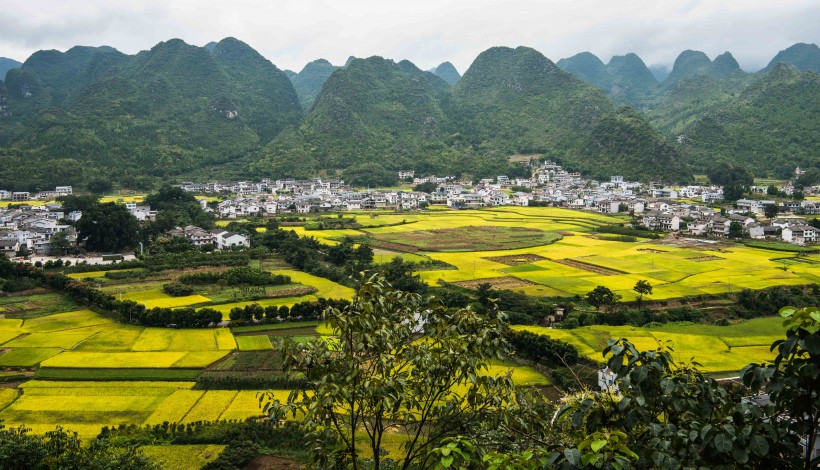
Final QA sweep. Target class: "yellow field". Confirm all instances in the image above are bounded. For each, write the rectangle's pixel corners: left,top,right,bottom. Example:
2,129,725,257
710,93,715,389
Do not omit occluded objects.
0,380,280,437
285,207,816,301
40,351,229,368
513,316,786,373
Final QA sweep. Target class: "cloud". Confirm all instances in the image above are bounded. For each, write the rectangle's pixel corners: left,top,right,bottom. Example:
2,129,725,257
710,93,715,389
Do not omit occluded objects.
0,0,817,73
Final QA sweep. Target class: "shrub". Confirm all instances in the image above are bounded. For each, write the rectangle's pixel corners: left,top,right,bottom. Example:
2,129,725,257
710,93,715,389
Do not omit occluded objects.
163,283,195,297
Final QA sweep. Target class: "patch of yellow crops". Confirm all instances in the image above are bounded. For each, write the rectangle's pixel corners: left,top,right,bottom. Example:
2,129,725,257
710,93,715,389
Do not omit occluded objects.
144,390,205,424
0,389,19,410
40,350,230,369
181,391,238,423
21,380,195,389
515,317,784,374
142,295,211,309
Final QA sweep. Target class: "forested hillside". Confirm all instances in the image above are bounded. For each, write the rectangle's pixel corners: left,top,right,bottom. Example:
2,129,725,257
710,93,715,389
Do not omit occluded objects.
680,64,820,177
449,47,687,180
288,59,339,111
3,38,819,190
0,38,301,190
557,44,818,175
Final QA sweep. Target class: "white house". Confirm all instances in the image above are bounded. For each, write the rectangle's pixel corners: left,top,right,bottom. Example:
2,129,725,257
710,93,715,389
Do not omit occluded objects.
212,231,250,250
782,225,818,245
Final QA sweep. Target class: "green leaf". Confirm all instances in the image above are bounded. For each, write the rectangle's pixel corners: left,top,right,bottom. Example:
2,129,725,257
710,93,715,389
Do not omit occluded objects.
731,445,749,464
564,448,581,466
749,435,769,457
440,454,454,468
800,334,820,355
590,439,608,452
713,433,732,453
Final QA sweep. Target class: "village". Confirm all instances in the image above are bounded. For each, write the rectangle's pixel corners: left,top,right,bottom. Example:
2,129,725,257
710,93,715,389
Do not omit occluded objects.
0,161,818,257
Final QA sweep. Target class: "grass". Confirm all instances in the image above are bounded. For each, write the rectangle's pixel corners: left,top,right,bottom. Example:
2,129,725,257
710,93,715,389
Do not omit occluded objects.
140,445,225,470
0,293,80,319
363,226,562,252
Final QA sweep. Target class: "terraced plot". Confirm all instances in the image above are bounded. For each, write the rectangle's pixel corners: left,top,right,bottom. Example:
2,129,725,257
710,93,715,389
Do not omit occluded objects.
512,316,786,373
0,381,285,437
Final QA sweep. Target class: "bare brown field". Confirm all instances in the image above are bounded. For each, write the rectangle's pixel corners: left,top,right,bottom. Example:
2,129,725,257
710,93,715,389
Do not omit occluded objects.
454,276,536,290
483,254,548,266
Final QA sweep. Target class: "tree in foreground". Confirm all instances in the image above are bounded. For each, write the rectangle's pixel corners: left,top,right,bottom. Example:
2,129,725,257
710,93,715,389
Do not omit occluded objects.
0,425,157,469
743,306,820,470
263,274,517,470
435,308,816,469
632,280,652,306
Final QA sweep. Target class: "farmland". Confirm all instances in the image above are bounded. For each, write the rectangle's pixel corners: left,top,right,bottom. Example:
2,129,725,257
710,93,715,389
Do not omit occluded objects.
512,316,786,373
284,207,817,300
0,304,544,440
0,206,815,467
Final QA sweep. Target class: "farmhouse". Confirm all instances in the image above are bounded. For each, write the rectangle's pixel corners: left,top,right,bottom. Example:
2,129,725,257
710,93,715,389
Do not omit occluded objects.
781,225,818,245
212,231,250,250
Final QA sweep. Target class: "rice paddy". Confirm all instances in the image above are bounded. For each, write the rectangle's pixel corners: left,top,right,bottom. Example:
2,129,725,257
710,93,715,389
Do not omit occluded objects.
0,380,279,437
512,316,787,373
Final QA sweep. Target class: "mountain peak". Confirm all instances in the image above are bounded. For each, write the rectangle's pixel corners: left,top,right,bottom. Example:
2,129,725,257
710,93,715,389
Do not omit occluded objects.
709,51,740,78
556,52,610,89
665,50,712,85
763,42,820,73
291,58,339,111
432,61,461,85
0,57,22,81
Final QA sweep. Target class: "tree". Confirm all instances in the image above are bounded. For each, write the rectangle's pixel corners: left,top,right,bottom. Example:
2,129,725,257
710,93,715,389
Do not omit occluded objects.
723,181,746,202
633,279,653,305
75,202,140,252
264,274,516,470
729,221,744,238
379,257,428,294
764,204,779,219
743,306,820,470
586,286,621,310
87,178,113,194
707,162,753,186
795,167,819,187
0,425,158,469
414,181,438,193
767,185,781,196
48,231,71,256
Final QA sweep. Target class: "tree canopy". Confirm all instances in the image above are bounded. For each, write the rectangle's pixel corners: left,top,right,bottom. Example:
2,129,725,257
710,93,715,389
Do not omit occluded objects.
75,202,140,252
264,274,516,469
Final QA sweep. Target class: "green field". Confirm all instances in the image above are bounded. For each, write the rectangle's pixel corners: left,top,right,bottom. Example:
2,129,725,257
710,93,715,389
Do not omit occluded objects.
512,316,786,373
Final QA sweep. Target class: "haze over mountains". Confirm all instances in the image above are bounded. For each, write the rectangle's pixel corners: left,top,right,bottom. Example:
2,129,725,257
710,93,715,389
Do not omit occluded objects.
0,38,817,191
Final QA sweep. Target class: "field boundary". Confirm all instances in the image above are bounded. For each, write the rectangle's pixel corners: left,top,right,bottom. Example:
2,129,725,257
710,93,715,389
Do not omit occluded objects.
550,258,626,276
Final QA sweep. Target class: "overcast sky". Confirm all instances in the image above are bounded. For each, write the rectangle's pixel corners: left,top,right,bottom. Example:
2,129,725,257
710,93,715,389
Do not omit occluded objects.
1,0,818,74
